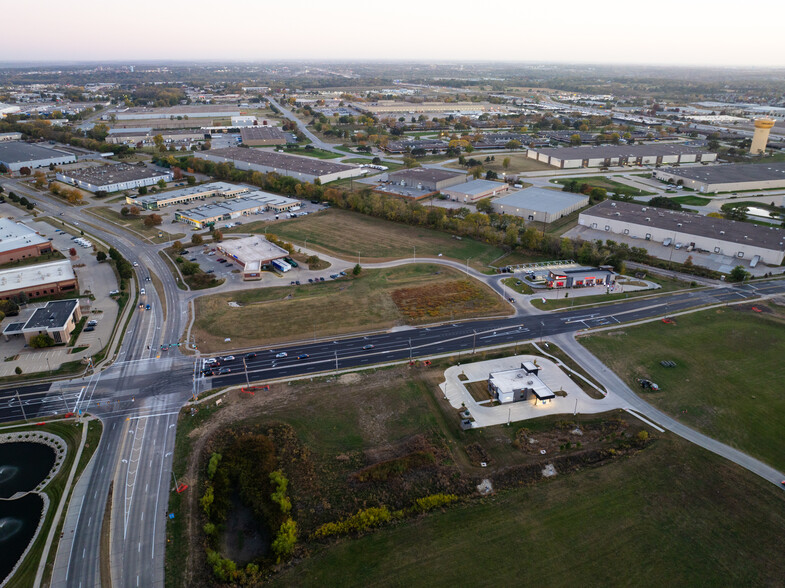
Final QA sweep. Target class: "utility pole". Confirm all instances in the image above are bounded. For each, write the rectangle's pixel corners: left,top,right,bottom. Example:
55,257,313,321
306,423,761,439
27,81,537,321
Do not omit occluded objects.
409,338,412,361
16,391,27,422
472,330,477,354
334,351,338,371
243,357,250,388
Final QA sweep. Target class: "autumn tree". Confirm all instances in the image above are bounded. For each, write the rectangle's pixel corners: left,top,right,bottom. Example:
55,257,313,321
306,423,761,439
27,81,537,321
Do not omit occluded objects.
143,214,163,227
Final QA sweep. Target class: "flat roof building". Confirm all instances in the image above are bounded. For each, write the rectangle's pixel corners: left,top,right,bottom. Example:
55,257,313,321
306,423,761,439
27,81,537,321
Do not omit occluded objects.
0,133,23,142
386,168,468,192
126,181,249,210
0,260,78,300
56,164,172,193
527,144,717,169
2,299,82,344
488,363,556,404
195,147,366,184
174,192,300,228
579,200,785,266
217,236,289,273
103,105,241,120
492,188,589,223
440,179,509,203
105,128,206,145
0,141,76,172
652,163,785,193
240,126,288,146
545,268,614,289
0,218,53,264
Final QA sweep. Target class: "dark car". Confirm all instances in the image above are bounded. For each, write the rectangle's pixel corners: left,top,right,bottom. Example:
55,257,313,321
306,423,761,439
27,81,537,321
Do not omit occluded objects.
319,277,325,282
308,278,314,283
207,269,215,273
201,369,212,377
218,367,231,375
244,352,257,359
189,257,197,262
84,326,95,332
145,304,151,310
226,263,233,267
297,354,310,360
217,258,226,263
362,344,374,350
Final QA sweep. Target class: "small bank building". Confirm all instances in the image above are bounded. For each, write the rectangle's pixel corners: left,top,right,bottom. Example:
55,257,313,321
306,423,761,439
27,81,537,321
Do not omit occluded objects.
488,362,556,405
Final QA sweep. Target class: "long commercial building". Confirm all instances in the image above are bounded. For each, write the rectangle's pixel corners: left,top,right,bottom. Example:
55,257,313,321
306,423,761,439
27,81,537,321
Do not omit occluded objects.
195,147,366,184
174,191,300,228
102,106,241,120
56,164,172,193
0,260,78,300
0,218,53,264
105,128,206,145
578,200,785,266
440,178,509,203
0,141,76,172
527,144,717,169
652,163,785,193
126,181,249,210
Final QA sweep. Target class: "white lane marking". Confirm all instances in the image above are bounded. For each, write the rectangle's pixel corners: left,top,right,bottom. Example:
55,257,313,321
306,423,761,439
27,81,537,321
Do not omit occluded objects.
65,494,86,580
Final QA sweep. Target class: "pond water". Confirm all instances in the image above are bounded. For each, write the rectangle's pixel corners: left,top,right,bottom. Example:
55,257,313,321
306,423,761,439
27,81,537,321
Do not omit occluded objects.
0,442,56,498
0,493,44,582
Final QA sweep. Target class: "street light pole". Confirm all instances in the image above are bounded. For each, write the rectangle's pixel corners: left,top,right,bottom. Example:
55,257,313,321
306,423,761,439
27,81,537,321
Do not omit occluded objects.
16,391,27,422
472,330,477,354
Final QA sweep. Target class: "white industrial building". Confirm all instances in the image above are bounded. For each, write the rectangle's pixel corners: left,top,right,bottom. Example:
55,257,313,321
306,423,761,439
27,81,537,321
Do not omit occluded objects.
527,144,717,169
492,187,589,223
127,181,249,210
174,191,300,228
0,133,23,142
102,106,241,120
56,164,172,193
195,147,366,184
0,141,76,172
579,200,785,266
652,163,785,193
217,236,289,280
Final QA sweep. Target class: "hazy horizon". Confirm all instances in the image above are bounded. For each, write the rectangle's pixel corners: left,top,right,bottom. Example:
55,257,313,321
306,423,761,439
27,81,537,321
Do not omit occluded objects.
2,0,783,67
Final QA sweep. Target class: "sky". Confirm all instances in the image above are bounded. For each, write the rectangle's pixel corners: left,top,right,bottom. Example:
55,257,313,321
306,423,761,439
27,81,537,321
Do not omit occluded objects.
2,0,784,67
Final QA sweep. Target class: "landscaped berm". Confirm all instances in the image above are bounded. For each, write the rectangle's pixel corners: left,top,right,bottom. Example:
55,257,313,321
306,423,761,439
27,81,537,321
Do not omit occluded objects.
166,356,785,588
192,264,511,351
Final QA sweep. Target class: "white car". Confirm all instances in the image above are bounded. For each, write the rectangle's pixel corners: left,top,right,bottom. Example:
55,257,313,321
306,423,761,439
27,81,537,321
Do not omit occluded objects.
133,262,139,267
275,352,288,358
140,288,146,295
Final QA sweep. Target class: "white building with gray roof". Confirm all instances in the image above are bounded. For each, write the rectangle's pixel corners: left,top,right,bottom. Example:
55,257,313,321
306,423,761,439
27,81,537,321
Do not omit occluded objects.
492,188,589,223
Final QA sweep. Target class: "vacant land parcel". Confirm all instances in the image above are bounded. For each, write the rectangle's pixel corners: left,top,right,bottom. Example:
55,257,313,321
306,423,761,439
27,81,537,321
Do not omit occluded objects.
193,264,510,350
582,304,785,472
241,209,507,269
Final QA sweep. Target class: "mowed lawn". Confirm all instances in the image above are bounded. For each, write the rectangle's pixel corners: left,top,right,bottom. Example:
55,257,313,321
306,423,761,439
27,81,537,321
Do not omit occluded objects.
242,208,506,270
444,151,553,173
193,264,511,351
582,305,785,472
270,434,785,588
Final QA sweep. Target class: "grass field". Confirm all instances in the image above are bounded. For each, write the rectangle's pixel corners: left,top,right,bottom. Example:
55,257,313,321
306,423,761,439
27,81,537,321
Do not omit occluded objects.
501,276,533,295
87,207,185,243
269,433,785,588
582,304,785,472
672,195,712,206
551,176,655,197
530,273,692,310
445,152,553,174
281,146,343,159
243,208,508,270
193,264,511,351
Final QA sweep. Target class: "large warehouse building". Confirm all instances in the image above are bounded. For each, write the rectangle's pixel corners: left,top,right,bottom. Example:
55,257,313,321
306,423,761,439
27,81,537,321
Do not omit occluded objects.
0,141,76,172
102,106,241,120
195,147,366,184
578,200,785,266
127,181,249,210
240,126,288,146
106,128,206,146
0,218,53,264
56,164,172,193
492,188,589,223
652,163,785,193
441,178,509,203
527,144,717,169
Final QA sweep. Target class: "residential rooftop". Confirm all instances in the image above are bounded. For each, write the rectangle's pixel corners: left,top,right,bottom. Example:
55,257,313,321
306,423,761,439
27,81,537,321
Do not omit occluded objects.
583,200,785,252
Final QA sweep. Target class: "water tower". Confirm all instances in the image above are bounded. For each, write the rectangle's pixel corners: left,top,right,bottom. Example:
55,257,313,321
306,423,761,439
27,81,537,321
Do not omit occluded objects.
750,118,775,155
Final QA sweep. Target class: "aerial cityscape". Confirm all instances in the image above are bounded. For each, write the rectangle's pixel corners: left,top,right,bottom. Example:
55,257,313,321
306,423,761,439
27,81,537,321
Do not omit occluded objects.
1,2,785,587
